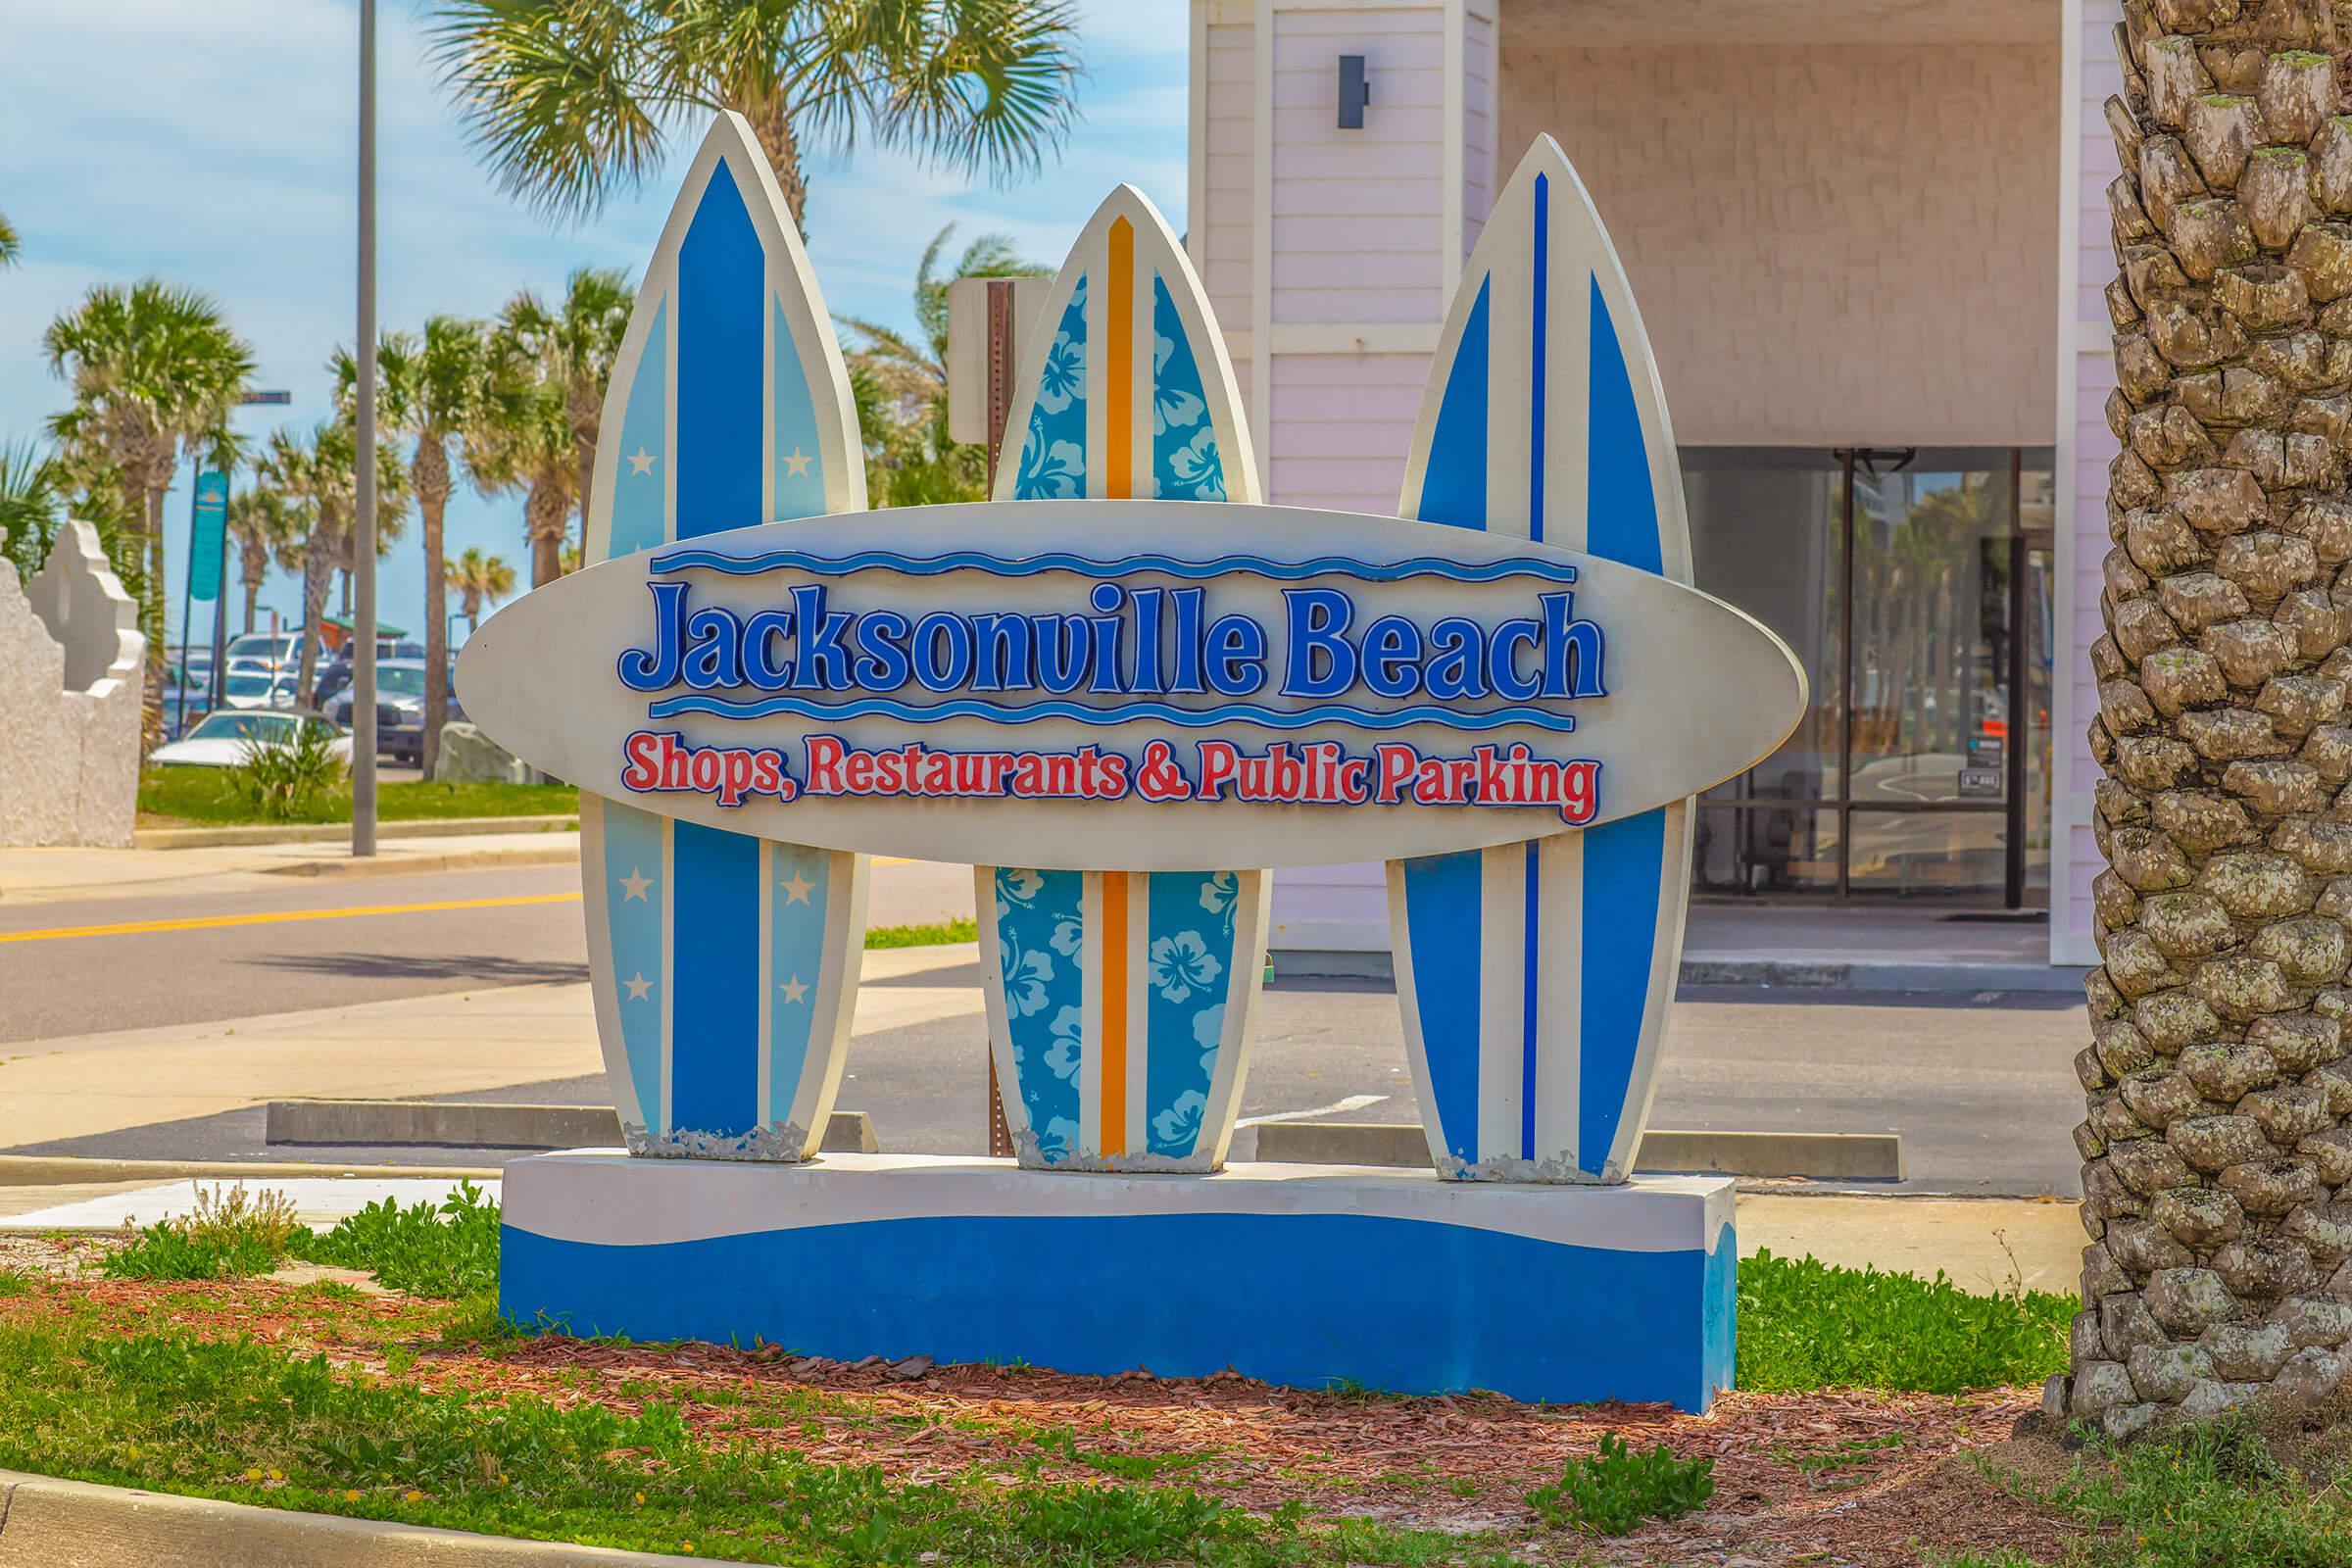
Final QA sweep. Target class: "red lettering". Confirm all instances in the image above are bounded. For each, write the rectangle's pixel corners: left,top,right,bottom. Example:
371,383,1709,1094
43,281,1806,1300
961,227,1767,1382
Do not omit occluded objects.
805,736,845,793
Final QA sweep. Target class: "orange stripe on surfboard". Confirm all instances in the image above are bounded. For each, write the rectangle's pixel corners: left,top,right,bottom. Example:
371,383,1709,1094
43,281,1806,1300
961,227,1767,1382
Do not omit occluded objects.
1106,218,1134,502
1102,869,1129,1154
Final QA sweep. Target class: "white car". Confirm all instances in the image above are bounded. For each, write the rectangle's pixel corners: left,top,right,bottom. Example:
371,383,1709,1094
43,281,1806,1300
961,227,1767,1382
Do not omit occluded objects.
149,710,353,768
216,668,299,710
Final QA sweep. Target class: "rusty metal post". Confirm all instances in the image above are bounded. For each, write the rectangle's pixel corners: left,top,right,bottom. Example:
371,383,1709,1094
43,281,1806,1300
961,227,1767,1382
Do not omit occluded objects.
983,278,1017,1160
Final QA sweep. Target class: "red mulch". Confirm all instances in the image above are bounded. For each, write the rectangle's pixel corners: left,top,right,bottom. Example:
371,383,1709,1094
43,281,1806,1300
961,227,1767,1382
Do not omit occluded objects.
0,1242,2081,1566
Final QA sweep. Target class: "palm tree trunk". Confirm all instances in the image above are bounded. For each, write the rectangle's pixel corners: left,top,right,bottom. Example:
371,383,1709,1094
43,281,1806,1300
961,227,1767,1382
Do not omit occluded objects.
742,92,808,233
417,438,452,779
138,483,168,750
2074,0,2352,1442
297,547,331,710
526,478,564,587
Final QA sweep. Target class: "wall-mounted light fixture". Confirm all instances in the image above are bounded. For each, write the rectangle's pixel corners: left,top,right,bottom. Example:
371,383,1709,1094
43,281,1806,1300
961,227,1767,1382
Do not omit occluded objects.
1338,55,1370,129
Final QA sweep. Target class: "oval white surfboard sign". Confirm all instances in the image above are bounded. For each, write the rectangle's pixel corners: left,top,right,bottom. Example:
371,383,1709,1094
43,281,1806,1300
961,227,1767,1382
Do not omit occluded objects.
457,499,1805,872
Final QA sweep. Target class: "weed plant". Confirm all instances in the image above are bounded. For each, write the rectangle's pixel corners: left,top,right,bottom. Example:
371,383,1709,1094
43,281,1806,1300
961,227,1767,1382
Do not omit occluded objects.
103,1186,303,1281
228,723,347,821
288,1182,501,1300
1523,1434,1712,1535
1738,1249,2073,1395
865,917,980,949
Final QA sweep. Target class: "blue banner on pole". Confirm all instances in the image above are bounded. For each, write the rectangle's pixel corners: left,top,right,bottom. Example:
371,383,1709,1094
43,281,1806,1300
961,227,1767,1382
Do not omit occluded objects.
188,470,227,603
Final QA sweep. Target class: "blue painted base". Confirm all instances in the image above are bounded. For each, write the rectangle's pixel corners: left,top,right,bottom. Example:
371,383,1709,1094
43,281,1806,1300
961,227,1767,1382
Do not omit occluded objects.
499,1152,1737,1411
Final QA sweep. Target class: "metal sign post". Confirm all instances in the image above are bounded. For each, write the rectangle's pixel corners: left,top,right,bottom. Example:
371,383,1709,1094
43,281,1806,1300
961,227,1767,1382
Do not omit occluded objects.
351,0,378,858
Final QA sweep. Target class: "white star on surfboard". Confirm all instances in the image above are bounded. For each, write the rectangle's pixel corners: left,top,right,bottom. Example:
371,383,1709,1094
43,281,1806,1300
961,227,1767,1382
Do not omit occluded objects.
619,867,652,901
627,448,657,475
782,447,811,477
623,972,653,1001
779,975,808,1004
779,868,813,904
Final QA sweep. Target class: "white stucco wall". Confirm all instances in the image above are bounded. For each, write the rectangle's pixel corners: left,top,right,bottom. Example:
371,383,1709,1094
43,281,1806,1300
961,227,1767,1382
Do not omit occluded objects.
0,521,146,848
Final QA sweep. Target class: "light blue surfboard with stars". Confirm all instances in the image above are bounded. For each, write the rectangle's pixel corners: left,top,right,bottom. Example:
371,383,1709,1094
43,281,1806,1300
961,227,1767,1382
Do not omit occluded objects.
1387,136,1695,1184
575,114,869,1160
973,186,1273,1172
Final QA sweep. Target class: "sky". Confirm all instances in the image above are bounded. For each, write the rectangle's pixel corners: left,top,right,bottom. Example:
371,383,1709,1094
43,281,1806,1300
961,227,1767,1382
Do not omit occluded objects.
0,0,1189,653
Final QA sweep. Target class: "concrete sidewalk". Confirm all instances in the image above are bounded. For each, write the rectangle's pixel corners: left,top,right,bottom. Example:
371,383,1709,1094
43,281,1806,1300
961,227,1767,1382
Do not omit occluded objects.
0,830,581,905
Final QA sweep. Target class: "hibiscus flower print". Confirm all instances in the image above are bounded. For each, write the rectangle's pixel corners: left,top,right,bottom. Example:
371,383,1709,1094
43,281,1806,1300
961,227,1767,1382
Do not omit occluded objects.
1016,417,1084,499
1037,332,1084,415
1149,930,1223,1004
1197,871,1238,935
996,867,1044,908
1049,914,1083,958
1191,1001,1227,1076
1044,1004,1084,1082
1152,1090,1206,1154
1165,423,1224,501
1151,333,1206,435
1000,938,1055,1017
1036,1115,1080,1164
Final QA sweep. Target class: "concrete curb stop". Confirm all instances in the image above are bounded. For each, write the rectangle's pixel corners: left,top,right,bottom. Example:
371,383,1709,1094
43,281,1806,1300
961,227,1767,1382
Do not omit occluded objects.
0,1154,503,1187
266,1101,880,1155
262,844,580,879
0,1469,754,1567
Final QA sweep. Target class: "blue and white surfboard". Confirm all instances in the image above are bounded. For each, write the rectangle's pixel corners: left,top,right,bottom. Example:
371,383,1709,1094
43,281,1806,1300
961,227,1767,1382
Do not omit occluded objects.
1388,137,1695,1184
575,114,870,1160
974,186,1271,1172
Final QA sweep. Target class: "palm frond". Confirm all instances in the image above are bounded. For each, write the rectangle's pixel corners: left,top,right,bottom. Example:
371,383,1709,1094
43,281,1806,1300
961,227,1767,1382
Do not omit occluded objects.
0,210,19,269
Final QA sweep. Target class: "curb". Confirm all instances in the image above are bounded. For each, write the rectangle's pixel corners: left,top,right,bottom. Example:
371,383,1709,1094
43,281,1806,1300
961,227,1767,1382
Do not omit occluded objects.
134,816,578,850
0,1469,754,1566
0,1155,502,1187
1241,1121,1903,1180
261,844,579,879
1273,950,2088,995
265,1102,880,1154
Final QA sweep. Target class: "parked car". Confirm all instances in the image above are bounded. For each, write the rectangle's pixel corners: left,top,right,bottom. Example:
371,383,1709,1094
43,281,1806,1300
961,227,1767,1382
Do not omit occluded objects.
223,631,302,668
327,659,463,764
314,640,424,710
217,668,299,710
148,709,353,768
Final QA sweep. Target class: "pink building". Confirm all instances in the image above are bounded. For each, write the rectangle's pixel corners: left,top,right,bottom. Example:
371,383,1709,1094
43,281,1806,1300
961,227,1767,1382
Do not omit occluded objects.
1188,0,2110,968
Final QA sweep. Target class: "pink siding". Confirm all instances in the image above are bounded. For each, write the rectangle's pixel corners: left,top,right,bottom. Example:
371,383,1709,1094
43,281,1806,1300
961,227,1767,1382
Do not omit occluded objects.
1267,352,1424,514
1463,6,1494,254
1200,18,1255,333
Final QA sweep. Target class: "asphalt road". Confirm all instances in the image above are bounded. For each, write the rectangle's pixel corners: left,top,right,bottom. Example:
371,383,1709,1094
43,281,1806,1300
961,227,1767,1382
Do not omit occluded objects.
1,863,2087,1194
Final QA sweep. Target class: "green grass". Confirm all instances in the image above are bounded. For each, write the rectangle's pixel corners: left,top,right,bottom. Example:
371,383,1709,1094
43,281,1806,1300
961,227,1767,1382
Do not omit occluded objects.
1737,1249,2074,1395
1950,1420,2352,1568
865,916,979,949
0,1310,1519,1567
1523,1434,1712,1536
139,769,577,826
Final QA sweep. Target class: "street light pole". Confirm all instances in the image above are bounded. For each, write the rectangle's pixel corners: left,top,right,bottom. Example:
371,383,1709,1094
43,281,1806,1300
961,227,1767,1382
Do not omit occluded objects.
352,0,378,858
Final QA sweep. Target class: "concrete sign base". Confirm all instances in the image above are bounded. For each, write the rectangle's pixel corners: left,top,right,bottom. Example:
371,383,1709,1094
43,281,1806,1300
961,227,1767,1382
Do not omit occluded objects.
499,1151,1737,1411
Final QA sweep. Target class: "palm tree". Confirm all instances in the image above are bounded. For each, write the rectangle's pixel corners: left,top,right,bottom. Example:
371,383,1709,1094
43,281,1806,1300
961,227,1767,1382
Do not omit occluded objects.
498,269,630,541
425,0,1082,233
224,485,302,635
346,318,492,776
42,281,254,729
0,439,62,579
263,419,412,707
0,212,19,268
2078,5,2352,1438
447,546,516,629
841,223,1043,504
467,347,577,589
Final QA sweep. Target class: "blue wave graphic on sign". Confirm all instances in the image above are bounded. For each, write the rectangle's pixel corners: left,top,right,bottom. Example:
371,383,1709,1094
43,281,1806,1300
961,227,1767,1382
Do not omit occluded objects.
645,693,1582,732
649,546,1581,586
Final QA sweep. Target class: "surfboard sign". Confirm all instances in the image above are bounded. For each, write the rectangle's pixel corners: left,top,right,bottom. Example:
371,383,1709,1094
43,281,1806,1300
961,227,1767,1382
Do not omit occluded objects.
970,185,1272,1172
457,497,1802,872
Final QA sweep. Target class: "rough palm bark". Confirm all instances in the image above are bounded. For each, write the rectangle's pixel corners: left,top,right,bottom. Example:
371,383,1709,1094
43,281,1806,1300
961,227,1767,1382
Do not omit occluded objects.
2070,0,2352,1441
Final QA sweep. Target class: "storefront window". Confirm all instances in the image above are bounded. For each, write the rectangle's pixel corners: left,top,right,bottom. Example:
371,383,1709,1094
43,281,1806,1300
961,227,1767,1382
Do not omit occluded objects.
1680,446,2053,904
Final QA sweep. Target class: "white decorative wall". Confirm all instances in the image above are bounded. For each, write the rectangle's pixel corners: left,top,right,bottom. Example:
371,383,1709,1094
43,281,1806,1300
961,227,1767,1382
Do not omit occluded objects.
0,521,146,848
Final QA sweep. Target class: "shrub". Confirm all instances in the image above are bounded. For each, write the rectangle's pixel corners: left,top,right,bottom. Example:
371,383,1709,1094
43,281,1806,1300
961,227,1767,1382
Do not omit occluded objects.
103,1185,301,1281
228,720,345,821
288,1181,500,1300
1738,1249,2074,1395
1525,1433,1713,1535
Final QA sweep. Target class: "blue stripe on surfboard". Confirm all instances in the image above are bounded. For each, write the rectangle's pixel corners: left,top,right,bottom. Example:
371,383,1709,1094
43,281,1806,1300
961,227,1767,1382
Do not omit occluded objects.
600,291,671,1130
1401,851,1482,1165
1143,871,1222,1158
772,295,826,516
995,868,1084,1162
1417,276,1488,530
1529,175,1547,547
1151,274,1227,503
1577,280,1669,1175
767,841,830,1127
1521,842,1539,1162
669,158,766,1138
1012,276,1088,500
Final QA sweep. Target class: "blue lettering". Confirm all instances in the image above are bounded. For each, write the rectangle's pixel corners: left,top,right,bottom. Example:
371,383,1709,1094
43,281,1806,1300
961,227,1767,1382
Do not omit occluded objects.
1360,614,1422,699
1131,587,1165,695
1540,592,1605,698
972,613,1035,693
1490,617,1541,700
1282,588,1356,698
1424,616,1488,700
913,612,973,692
1033,615,1091,694
791,585,853,691
744,608,795,691
681,605,745,689
1167,587,1206,694
617,580,687,690
1206,614,1266,696
852,610,910,689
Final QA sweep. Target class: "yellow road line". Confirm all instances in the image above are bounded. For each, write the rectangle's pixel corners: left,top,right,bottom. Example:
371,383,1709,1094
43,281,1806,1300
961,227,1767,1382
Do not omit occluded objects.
0,892,583,945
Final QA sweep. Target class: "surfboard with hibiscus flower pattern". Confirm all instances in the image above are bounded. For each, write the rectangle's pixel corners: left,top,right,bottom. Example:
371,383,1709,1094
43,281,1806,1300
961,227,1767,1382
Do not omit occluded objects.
973,186,1271,1171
